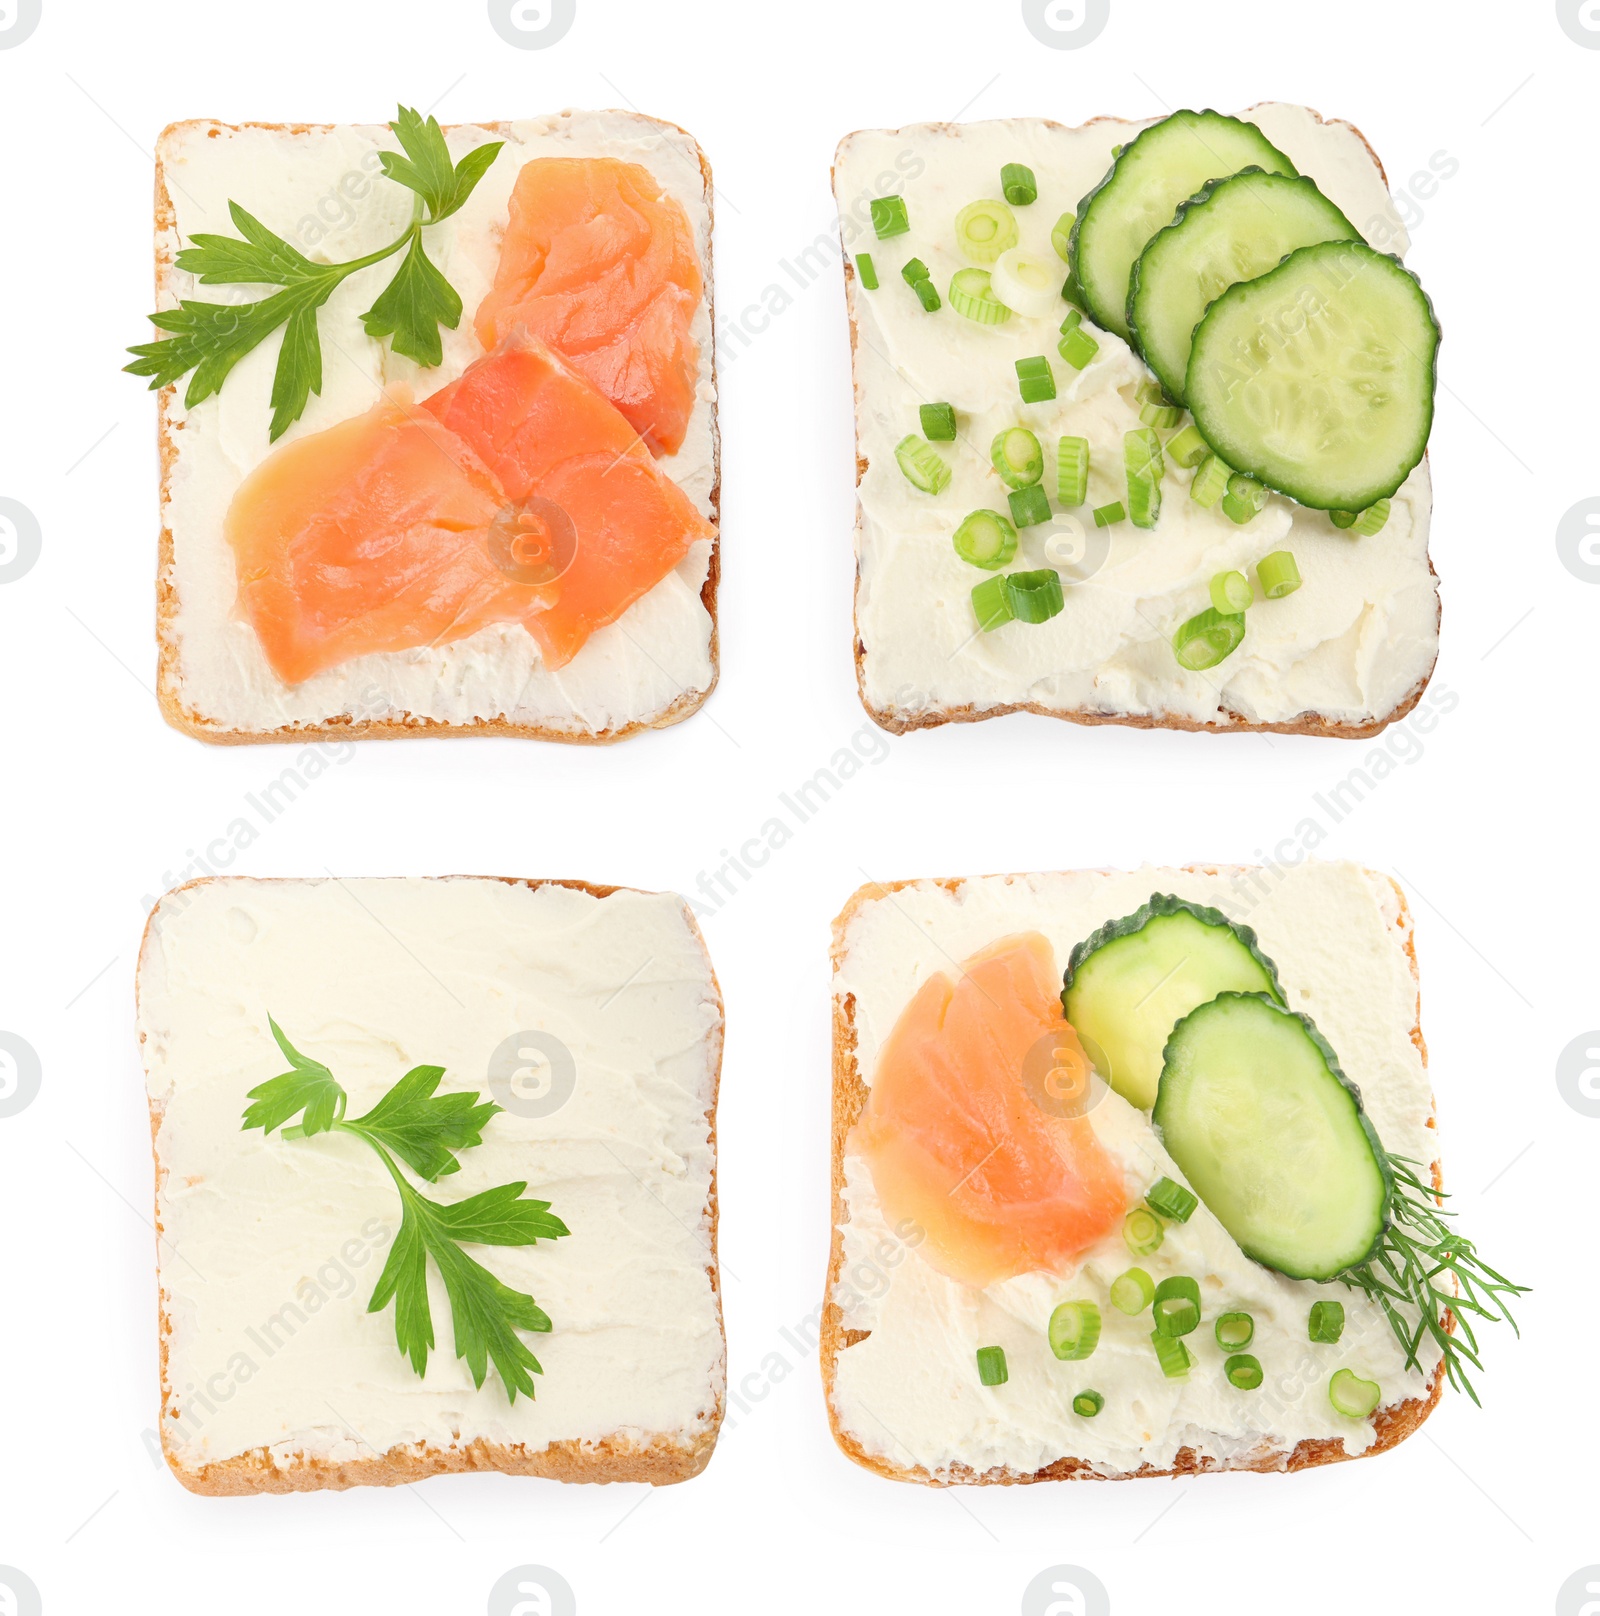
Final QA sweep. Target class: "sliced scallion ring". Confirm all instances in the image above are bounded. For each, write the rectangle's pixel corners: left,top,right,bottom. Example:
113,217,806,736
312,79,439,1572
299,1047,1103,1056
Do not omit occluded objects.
1004,568,1064,623
1215,1311,1255,1350
1001,162,1038,206
1051,211,1076,263
1048,1301,1101,1362
971,574,1014,632
1308,1300,1346,1343
976,1345,1009,1387
953,509,1019,570
1122,1206,1163,1256
1329,1368,1381,1418
1257,550,1302,599
954,199,1018,264
1152,1275,1201,1338
991,247,1062,318
1150,1331,1193,1379
1172,607,1246,671
991,427,1045,489
893,434,950,495
1210,570,1253,614
1225,1353,1264,1390
1190,454,1233,509
1072,1389,1105,1418
1110,1267,1155,1315
948,267,1013,325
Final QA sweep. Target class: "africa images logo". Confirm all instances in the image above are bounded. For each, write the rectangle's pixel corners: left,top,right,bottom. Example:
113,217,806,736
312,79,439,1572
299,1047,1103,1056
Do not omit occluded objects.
1021,0,1109,49
488,1565,577,1616
1021,1564,1110,1616
0,1566,43,1616
488,0,575,49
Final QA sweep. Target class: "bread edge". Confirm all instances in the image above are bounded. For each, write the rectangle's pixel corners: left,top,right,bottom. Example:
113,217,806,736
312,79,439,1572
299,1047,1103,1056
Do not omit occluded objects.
152,114,721,747
833,104,1441,741
135,873,726,1493
820,864,1445,1486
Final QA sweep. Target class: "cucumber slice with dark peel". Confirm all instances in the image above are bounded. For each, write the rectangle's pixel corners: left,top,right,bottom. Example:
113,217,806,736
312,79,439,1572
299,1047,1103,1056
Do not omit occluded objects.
1063,895,1283,1110
1154,993,1390,1280
1186,240,1440,511
1128,170,1363,405
1070,111,1296,341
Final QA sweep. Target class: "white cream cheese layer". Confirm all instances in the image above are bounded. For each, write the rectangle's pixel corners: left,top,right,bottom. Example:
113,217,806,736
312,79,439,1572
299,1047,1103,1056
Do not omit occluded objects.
137,877,723,1471
830,861,1440,1478
158,111,717,736
836,105,1438,730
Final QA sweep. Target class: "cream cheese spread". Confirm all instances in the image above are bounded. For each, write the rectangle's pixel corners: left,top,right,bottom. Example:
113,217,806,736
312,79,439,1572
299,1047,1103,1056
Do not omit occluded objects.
137,876,724,1472
830,861,1442,1477
157,111,717,737
836,105,1438,730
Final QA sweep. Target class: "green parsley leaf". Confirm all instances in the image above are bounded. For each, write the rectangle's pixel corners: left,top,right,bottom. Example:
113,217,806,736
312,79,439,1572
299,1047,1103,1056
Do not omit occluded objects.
359,233,463,368
241,1016,347,1135
176,201,327,287
380,106,504,224
342,1064,500,1182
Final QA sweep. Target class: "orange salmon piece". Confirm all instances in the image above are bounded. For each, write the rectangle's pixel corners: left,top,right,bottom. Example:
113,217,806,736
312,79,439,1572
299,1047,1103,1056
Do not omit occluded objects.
854,933,1127,1289
224,396,555,686
424,335,714,670
473,157,703,458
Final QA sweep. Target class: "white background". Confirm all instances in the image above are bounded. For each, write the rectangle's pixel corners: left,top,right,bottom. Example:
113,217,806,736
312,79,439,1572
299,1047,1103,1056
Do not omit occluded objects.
0,1,1593,1612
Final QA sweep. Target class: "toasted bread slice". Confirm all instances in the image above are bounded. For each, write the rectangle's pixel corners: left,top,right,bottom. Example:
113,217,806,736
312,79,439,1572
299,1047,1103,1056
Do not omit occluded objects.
835,103,1439,739
152,111,719,745
824,862,1444,1484
137,875,724,1493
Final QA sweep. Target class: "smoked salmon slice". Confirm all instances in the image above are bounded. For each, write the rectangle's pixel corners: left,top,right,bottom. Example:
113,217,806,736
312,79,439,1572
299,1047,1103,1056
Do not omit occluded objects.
473,157,704,458
224,335,713,684
853,934,1127,1289
224,395,554,686
424,334,713,670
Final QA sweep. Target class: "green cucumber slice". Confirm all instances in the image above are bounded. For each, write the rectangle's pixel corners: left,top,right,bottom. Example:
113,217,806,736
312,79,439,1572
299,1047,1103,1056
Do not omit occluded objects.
1070,111,1296,341
1186,240,1440,510
1128,170,1362,405
1153,993,1391,1280
1062,894,1283,1110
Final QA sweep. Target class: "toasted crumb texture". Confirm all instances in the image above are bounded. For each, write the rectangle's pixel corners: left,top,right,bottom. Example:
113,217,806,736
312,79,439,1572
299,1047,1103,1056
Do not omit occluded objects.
138,876,725,1493
152,116,720,746
837,105,1439,741
822,866,1444,1485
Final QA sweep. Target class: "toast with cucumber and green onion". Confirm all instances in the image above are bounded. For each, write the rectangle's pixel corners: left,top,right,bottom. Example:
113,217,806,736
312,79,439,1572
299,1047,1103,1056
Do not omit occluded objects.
825,863,1520,1485
836,104,1440,740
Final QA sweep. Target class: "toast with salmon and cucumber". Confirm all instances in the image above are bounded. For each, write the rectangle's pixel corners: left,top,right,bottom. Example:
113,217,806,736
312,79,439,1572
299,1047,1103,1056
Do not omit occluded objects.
835,104,1439,738
130,109,719,744
136,875,725,1492
825,863,1521,1484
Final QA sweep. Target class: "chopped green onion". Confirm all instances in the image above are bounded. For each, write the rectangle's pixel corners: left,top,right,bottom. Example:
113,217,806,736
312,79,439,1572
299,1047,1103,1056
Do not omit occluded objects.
901,257,931,285
1166,423,1210,469
971,574,1014,631
920,402,957,441
1152,1275,1201,1338
1072,1389,1105,1418
855,253,879,291
1058,326,1099,369
1257,550,1301,599
1110,1267,1155,1315
1329,508,1358,529
1328,1368,1381,1418
1351,499,1391,537
1056,436,1090,507
1150,1331,1192,1379
1222,473,1267,525
870,196,909,240
953,509,1019,570
893,434,950,495
1048,1301,1102,1362
1225,1353,1264,1390
911,277,941,312
1111,143,1124,158
1060,308,1083,335
1051,211,1076,263
1124,427,1163,485
1140,403,1184,430
1308,1300,1346,1344
976,1345,1009,1387
1093,500,1126,529
1209,570,1253,614
1145,1176,1198,1223
1008,484,1052,529
1000,162,1038,206
991,427,1045,489
1015,355,1056,404
948,267,1013,324
1189,453,1232,509
1172,607,1246,671
1122,1206,1163,1256
954,199,1018,264
1128,474,1162,530
1004,568,1064,623
1215,1311,1255,1351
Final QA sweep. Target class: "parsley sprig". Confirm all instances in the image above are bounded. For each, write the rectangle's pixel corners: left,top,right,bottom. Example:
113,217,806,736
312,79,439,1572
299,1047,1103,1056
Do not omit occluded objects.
243,1017,568,1402
126,106,504,442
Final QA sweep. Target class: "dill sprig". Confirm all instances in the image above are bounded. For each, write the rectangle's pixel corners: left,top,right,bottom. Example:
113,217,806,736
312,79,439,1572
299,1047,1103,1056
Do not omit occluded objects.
1341,1155,1526,1407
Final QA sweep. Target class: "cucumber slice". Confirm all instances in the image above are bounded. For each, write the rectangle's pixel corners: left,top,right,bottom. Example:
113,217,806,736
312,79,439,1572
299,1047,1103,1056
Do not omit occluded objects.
1070,111,1296,341
1186,240,1440,510
1153,993,1391,1280
1128,170,1362,405
1062,894,1283,1110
